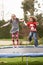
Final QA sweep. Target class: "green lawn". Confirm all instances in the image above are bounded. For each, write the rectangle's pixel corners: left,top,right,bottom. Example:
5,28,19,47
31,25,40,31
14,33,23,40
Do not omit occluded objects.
0,57,43,65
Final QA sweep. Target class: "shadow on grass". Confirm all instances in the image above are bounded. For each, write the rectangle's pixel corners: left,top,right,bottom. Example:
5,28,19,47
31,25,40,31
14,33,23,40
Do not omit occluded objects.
0,61,43,65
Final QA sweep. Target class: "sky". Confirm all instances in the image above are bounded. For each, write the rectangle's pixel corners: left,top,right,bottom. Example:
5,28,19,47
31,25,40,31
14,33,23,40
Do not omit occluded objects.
0,0,43,21
0,0,23,20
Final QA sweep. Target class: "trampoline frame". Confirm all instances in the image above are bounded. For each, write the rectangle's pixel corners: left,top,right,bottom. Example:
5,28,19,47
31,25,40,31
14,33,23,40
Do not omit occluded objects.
0,45,43,65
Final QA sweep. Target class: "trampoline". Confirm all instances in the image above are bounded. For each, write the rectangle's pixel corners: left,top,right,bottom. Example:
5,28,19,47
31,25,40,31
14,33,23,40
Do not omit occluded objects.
0,45,43,65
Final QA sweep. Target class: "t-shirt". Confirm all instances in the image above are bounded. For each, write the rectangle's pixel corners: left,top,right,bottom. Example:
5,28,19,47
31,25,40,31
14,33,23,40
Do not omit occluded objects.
27,21,38,32
9,18,19,34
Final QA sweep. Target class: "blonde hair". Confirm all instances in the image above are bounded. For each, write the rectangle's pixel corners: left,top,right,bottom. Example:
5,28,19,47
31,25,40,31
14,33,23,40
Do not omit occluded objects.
11,14,16,17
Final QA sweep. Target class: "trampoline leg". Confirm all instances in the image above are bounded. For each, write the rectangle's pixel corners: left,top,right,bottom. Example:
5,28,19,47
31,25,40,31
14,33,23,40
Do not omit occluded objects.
22,57,23,62
26,57,28,65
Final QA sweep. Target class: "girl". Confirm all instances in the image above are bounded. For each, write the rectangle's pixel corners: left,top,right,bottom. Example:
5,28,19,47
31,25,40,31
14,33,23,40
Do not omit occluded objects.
1,14,23,47
24,16,39,47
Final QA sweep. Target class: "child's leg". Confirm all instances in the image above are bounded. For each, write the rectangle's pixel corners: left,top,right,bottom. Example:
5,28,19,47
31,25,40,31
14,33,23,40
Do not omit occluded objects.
33,32,38,47
28,32,33,42
12,33,15,45
15,32,19,45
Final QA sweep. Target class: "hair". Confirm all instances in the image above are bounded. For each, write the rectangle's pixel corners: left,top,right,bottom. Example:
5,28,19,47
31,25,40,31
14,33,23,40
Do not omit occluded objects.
11,14,16,17
29,16,37,22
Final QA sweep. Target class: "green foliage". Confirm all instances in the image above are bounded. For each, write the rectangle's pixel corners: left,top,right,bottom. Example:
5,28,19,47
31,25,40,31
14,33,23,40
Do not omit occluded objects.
36,14,43,38
38,37,43,45
37,25,43,38
22,0,34,15
0,20,11,39
19,22,24,39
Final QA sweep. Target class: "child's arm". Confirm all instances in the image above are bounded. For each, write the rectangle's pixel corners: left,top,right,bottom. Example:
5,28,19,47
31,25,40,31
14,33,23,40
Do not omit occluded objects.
23,21,27,26
19,19,24,23
19,19,24,22
1,22,10,28
19,19,27,26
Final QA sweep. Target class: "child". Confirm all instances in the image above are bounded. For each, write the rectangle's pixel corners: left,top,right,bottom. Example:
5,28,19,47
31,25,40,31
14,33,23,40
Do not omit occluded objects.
1,14,23,46
24,16,39,47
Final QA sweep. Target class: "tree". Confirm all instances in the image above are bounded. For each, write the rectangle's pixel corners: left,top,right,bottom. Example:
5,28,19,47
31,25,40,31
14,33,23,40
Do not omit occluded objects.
21,0,34,21
21,0,42,20
0,20,11,38
36,14,43,38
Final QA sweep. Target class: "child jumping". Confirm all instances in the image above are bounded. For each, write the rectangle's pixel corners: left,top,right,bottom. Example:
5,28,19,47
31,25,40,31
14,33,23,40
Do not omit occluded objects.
24,16,39,47
1,14,23,46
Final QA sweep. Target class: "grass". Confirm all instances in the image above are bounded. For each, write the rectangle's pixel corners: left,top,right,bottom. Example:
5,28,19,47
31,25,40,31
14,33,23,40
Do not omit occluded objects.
0,57,43,65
